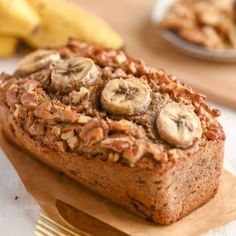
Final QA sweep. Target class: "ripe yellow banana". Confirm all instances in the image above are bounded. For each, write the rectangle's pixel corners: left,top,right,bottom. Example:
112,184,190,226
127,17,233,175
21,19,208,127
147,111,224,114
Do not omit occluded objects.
0,36,18,58
0,0,41,37
25,0,123,49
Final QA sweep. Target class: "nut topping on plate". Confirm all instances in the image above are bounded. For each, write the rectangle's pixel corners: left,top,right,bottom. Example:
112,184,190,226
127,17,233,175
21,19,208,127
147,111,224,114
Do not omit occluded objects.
101,77,151,116
156,102,202,149
51,57,99,93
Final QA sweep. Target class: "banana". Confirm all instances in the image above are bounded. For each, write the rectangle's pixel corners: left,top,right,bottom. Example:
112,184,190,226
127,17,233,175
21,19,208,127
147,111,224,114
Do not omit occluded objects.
51,57,99,93
101,77,151,116
18,49,61,74
0,0,41,37
25,0,123,49
0,35,18,58
156,102,202,149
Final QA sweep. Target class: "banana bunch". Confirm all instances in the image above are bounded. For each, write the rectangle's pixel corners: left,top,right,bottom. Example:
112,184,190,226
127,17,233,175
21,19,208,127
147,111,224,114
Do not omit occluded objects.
0,36,18,58
0,0,123,58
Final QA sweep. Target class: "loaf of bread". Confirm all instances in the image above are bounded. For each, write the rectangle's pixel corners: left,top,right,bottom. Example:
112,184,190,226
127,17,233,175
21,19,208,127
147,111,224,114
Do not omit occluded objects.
0,39,225,225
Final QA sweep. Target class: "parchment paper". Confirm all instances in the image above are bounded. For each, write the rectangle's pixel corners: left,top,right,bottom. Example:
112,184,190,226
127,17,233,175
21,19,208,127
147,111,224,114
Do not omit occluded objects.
0,131,236,236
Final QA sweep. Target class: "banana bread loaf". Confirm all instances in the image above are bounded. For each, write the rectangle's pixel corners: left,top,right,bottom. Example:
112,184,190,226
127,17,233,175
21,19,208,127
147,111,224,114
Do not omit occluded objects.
0,39,225,225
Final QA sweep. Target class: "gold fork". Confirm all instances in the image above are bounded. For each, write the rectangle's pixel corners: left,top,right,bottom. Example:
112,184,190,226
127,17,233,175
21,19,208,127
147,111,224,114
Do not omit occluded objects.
35,211,91,236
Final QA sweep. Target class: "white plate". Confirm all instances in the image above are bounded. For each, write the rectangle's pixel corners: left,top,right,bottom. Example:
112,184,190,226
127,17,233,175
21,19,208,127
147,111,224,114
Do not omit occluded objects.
151,0,236,62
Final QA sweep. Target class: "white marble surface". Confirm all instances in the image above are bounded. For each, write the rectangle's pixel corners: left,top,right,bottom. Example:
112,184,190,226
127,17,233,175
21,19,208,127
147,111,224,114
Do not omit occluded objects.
0,58,236,236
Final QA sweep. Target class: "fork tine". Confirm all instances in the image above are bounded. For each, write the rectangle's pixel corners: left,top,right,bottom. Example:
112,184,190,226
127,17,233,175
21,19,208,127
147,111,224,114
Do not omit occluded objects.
34,230,45,236
35,210,88,236
40,212,85,236
37,219,66,236
35,223,60,236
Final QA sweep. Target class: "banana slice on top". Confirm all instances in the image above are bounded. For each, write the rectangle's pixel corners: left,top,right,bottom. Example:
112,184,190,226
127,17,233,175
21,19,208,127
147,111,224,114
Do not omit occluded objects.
156,102,202,149
101,77,151,116
18,49,61,74
51,57,99,93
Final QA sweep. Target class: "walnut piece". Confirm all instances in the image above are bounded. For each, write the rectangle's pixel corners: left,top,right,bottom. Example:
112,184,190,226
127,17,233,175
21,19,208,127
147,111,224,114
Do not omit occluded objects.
29,122,45,136
61,130,79,150
101,137,145,166
55,106,79,123
34,100,54,120
69,87,89,105
108,119,145,138
101,137,133,153
6,84,19,107
61,130,74,140
78,115,91,124
79,119,108,145
123,140,145,167
13,104,28,119
146,143,168,162
108,152,120,162
115,52,127,64
20,92,39,109
22,79,39,92
51,126,62,137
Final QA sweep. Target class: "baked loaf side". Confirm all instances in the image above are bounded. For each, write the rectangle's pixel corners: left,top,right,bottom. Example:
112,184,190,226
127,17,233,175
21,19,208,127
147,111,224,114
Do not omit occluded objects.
0,40,225,224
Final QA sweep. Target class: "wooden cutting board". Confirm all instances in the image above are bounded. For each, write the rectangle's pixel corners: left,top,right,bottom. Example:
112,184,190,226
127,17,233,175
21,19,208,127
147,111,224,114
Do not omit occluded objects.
76,0,236,110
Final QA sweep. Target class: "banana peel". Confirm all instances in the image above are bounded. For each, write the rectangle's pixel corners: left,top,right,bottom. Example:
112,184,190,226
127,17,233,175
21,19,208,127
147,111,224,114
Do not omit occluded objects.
0,0,41,37
25,0,123,49
0,36,18,58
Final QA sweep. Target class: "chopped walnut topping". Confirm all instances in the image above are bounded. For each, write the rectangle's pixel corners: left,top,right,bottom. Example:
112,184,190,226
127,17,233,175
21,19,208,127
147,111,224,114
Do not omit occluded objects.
108,119,134,131
29,122,45,136
0,40,224,168
34,101,54,120
204,122,225,140
108,152,120,162
101,136,134,153
78,115,91,124
51,126,62,137
79,119,109,145
55,106,79,122
127,61,137,74
20,92,38,109
101,137,145,166
107,119,145,138
112,68,127,78
123,140,145,167
115,53,127,64
22,80,39,91
61,130,79,150
13,104,28,119
146,143,168,162
69,87,89,105
67,136,79,149
6,84,19,107
61,130,74,140
157,72,220,119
